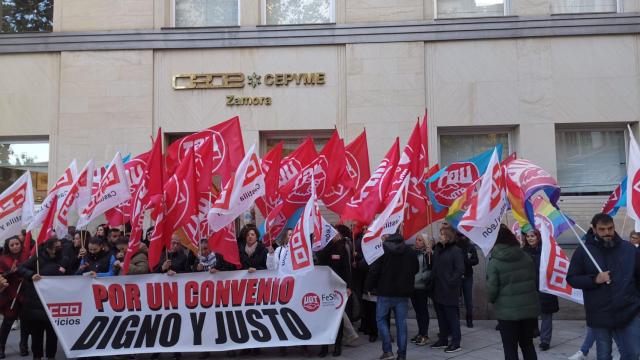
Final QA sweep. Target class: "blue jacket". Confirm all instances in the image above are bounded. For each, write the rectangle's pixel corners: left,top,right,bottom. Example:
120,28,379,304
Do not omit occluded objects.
567,230,640,329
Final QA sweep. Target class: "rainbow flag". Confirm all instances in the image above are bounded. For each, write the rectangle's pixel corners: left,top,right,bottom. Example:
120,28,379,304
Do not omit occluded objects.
531,195,573,238
445,178,480,229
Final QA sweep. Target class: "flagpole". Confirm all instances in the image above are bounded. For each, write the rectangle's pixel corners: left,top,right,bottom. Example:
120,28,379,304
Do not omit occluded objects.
559,211,608,282
621,214,629,238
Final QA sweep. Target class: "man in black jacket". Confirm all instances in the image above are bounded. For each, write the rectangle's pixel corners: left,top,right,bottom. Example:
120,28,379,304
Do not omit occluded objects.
567,213,640,359
365,232,418,360
456,233,479,328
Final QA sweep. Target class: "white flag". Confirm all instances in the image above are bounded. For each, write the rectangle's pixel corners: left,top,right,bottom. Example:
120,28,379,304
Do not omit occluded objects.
77,153,130,229
312,216,339,252
627,125,640,229
287,174,321,274
0,172,34,241
362,176,409,265
27,159,77,232
55,160,94,237
457,148,507,256
207,144,265,232
538,221,584,304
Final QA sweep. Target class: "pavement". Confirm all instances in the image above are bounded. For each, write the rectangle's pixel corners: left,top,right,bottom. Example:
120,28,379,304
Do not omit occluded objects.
2,319,594,359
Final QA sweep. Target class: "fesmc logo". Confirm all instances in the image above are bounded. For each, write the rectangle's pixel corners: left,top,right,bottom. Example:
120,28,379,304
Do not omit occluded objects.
301,291,344,312
48,302,82,326
430,162,479,206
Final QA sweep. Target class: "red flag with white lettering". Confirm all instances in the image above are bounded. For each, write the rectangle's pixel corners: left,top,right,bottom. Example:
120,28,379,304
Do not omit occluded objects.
278,138,318,187
280,131,345,219
208,222,241,268
104,152,150,227
166,116,245,183
342,138,400,224
255,141,283,218
77,153,131,229
34,195,58,255
124,129,165,274
148,148,198,271
0,172,34,242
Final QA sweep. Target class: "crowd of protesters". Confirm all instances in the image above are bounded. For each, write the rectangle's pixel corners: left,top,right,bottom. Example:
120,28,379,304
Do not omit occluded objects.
0,211,638,360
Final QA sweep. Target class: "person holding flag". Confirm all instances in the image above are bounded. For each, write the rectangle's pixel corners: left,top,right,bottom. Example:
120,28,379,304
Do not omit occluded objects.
18,237,66,360
0,235,29,358
567,213,640,359
487,225,540,360
364,230,418,360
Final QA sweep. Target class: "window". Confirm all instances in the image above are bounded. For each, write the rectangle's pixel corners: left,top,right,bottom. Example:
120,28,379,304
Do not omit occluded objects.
436,0,506,19
0,139,49,202
262,0,334,25
439,131,510,167
0,0,53,33
173,0,239,27
260,130,333,156
551,0,617,13
555,127,625,195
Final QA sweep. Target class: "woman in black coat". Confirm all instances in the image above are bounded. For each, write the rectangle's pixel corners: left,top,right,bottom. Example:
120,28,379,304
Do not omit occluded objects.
317,228,353,357
237,225,267,272
522,229,559,351
18,237,66,360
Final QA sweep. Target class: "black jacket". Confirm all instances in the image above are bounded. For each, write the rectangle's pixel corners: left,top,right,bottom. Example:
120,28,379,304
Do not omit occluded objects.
365,234,418,297
18,249,66,321
318,239,353,289
238,241,267,270
522,244,560,314
456,238,479,277
61,241,81,275
75,250,112,275
155,249,190,273
431,241,465,306
567,230,640,329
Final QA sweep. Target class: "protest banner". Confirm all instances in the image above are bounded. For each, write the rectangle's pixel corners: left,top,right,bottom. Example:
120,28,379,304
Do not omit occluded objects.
35,266,347,358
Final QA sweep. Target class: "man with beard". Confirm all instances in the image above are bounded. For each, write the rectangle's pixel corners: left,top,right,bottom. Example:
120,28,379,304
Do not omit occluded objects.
568,213,640,359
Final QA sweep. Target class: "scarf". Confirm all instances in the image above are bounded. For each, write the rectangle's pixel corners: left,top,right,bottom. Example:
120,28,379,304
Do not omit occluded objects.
245,242,258,257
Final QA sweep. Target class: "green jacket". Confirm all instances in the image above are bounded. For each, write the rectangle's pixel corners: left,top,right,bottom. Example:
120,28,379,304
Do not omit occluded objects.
487,243,540,321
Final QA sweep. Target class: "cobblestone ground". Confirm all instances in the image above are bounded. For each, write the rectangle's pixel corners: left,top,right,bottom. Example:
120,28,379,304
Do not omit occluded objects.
2,319,591,359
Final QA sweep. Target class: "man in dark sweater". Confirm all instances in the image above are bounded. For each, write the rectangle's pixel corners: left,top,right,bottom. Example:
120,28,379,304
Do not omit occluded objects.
365,232,418,360
567,213,640,359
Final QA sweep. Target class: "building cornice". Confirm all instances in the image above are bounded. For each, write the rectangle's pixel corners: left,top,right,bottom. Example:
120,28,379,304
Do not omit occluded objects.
0,13,639,53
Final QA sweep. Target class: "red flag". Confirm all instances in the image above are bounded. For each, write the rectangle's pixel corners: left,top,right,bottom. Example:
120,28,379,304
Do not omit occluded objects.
342,138,400,224
280,131,345,218
194,136,214,193
208,222,241,268
264,203,286,247
322,131,370,216
386,122,421,205
278,138,318,187
33,195,58,255
399,121,431,238
124,129,165,274
148,148,197,271
166,116,245,183
256,141,283,217
419,110,429,176
104,152,150,227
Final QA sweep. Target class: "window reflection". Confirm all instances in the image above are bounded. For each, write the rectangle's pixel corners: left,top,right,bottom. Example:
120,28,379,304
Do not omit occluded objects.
0,141,48,202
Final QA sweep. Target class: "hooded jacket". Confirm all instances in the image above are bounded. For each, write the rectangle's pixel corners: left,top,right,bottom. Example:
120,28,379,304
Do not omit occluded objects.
127,244,149,275
567,229,640,329
18,249,66,321
365,234,418,297
487,243,541,320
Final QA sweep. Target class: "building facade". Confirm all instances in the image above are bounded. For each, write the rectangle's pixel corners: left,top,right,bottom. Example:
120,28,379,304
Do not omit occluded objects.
1,0,639,318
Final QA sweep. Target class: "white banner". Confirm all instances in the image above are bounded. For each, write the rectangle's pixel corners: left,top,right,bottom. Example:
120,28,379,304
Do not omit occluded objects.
35,267,346,358
28,160,77,232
